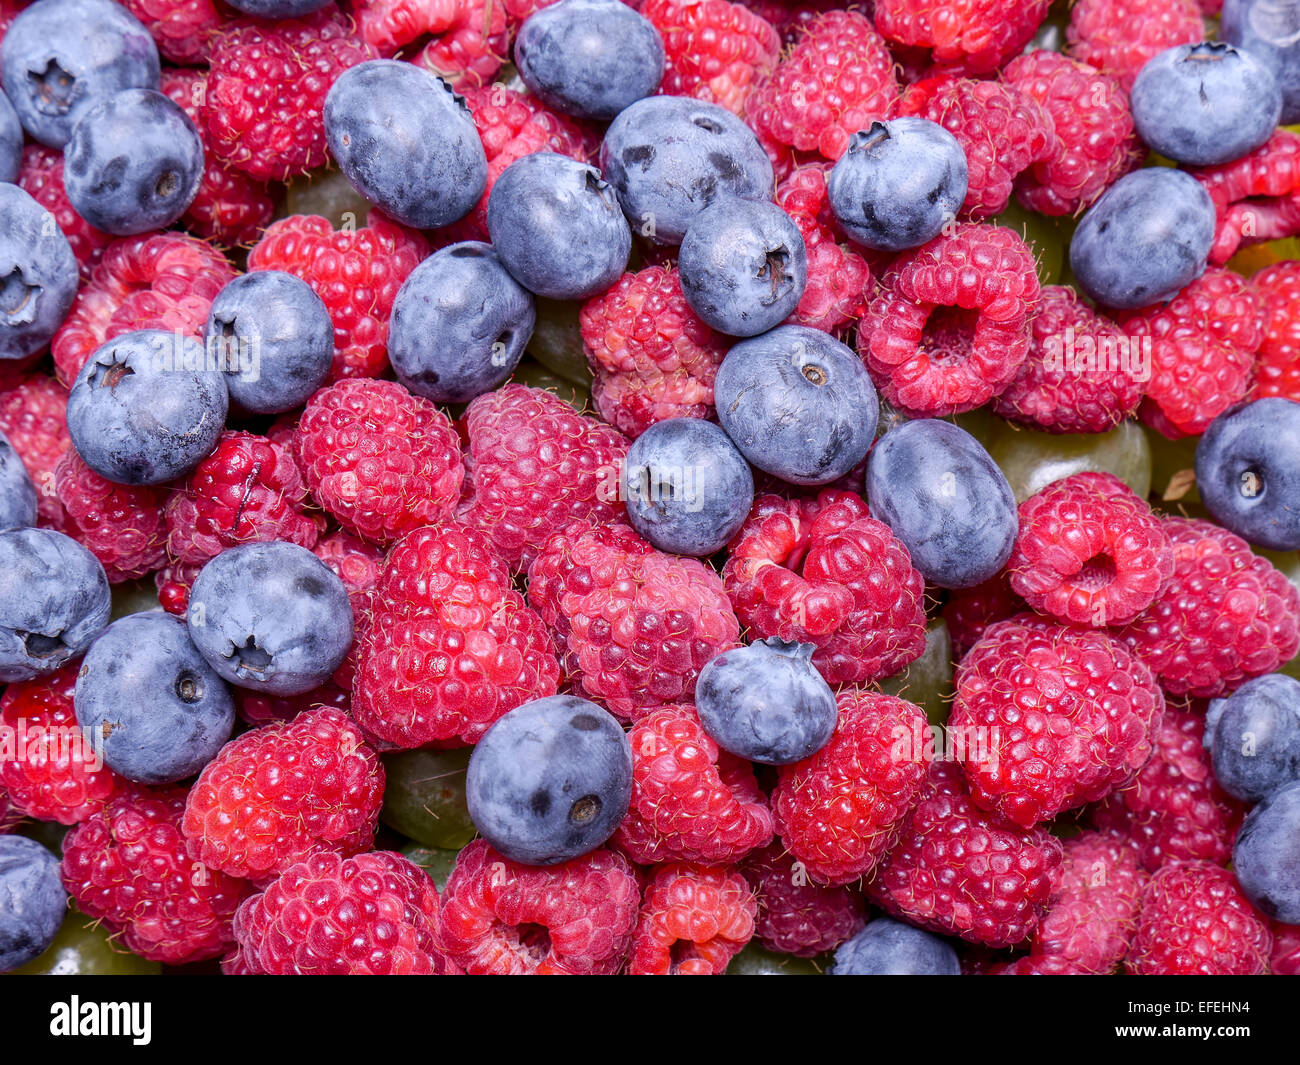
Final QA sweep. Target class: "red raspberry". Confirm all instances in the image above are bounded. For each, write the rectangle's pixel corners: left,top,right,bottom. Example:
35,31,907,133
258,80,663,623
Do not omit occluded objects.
247,213,427,380
743,843,864,957
54,450,167,583
234,683,350,729
121,0,227,64
1127,862,1272,975
61,788,251,965
1253,260,1300,402
1067,0,1204,91
156,559,201,618
613,704,774,865
734,0,838,44
579,266,729,438
181,706,385,883
943,573,1026,659
438,839,639,975
312,529,385,595
1116,517,1300,699
874,0,1051,75
745,10,899,162
17,145,112,277
723,490,927,686
0,787,17,834
355,0,508,89
1273,922,1300,975
1192,130,1300,267
294,379,464,545
772,690,932,886
1003,51,1144,217
228,850,457,975
868,761,1065,948
461,384,630,570
991,285,1143,434
628,863,756,975
0,374,71,531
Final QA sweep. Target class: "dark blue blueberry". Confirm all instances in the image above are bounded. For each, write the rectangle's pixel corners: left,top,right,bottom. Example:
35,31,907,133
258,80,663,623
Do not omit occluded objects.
1232,779,1300,923
0,836,66,972
828,118,969,252
224,0,331,15
695,638,836,765
66,330,228,486
678,196,807,337
1223,0,1300,124
487,151,631,301
0,183,79,362
866,419,1017,589
0,525,110,683
186,541,353,696
0,0,159,149
324,59,487,231
1195,398,1300,551
74,610,236,785
1069,167,1216,310
206,270,333,415
0,428,38,530
0,89,21,184
388,241,535,404
829,918,960,976
465,694,633,866
515,0,664,121
599,95,774,245
1204,673,1300,803
714,325,879,485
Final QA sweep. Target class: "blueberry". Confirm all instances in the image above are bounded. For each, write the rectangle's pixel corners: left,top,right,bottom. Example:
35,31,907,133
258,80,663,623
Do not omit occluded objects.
829,918,960,976
1232,779,1300,923
1223,0,1300,124
224,0,331,15
1069,168,1216,310
0,526,110,683
828,119,969,252
388,241,535,403
515,0,664,121
206,271,333,415
695,638,836,765
0,0,159,149
74,610,236,785
465,694,633,866
0,836,66,972
186,541,353,696
1204,673,1300,803
599,95,775,245
324,59,487,231
714,325,879,485
487,151,631,301
0,428,38,530
866,419,1017,589
0,89,21,184
66,329,229,486
1195,398,1300,551
0,183,79,362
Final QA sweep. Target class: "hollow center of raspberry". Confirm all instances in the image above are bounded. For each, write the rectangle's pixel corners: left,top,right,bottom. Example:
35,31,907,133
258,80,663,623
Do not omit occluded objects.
155,170,180,200
1074,553,1117,590
668,939,698,973
1240,469,1264,499
757,247,792,300
0,270,37,316
920,305,981,366
27,60,75,115
20,630,64,659
229,635,273,678
569,794,601,824
175,670,203,703
513,923,553,964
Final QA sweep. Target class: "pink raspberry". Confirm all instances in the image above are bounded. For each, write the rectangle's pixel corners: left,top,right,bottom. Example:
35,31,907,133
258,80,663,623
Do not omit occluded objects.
874,0,1052,74
17,145,112,277
1191,130,1300,267
355,0,509,89
54,450,167,583
1067,0,1205,91
628,863,756,975
121,0,227,64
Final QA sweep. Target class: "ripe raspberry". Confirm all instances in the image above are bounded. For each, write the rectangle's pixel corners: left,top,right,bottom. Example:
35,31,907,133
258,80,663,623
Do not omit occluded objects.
1116,517,1300,699
294,379,464,545
943,573,1026,659
745,10,899,162
723,490,926,685
247,213,427,380
734,0,838,44
743,844,864,957
352,523,560,746
628,863,756,975
874,0,1051,74
182,706,385,882
61,788,250,965
121,0,226,64
1067,0,1204,91
868,761,1064,948
461,384,629,570
1127,862,1272,975
17,145,112,277
991,285,1143,434
54,450,167,583
312,530,385,595
1253,260,1300,402
234,683,350,729
772,690,931,886
0,374,71,531
439,840,639,975
0,787,17,834
355,0,508,89
156,559,201,618
1192,130,1300,267
229,850,457,975
1273,922,1300,976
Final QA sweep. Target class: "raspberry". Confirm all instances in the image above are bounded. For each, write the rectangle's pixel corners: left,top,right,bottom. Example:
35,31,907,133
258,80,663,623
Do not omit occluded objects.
121,0,227,64
772,690,931,886
1253,261,1300,402
234,683,350,729
355,0,509,90
294,379,464,545
1191,130,1300,267
734,0,838,44
991,285,1144,434
943,573,1026,659
182,706,385,882
743,843,864,957
857,223,1039,417
17,145,112,277
352,524,560,747
1273,922,1300,976
874,0,1051,75
202,9,378,182
628,863,756,975
528,520,740,721
1116,517,1300,699
723,490,927,685
951,614,1165,827
312,530,385,595
868,761,1064,948
461,384,630,570
579,266,729,438
229,850,457,975
61,789,250,965
54,450,167,583
1002,51,1144,217
156,559,201,618
1127,862,1272,975
1067,0,1204,91
745,10,899,162
0,374,71,531
613,704,774,865
247,213,427,381
438,839,639,975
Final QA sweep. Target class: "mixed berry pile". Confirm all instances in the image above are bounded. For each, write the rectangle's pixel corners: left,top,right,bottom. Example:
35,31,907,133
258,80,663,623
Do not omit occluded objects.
3,0,1300,978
